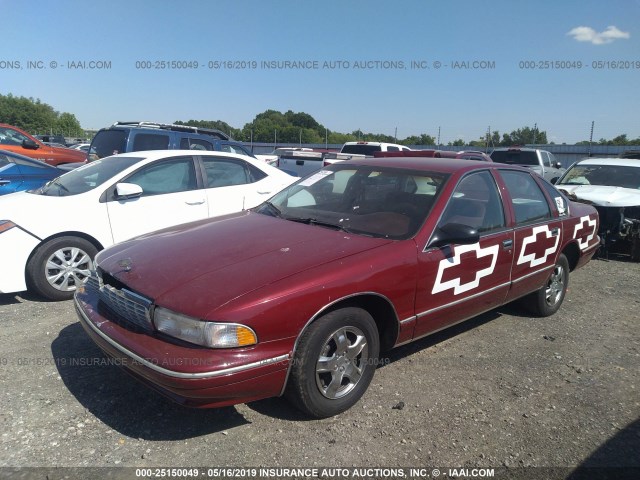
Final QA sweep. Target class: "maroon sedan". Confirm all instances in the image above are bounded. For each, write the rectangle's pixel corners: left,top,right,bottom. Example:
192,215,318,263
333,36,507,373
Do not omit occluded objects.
75,157,599,418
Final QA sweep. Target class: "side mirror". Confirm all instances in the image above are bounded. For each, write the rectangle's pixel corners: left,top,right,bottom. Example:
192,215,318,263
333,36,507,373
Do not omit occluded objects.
22,139,39,150
427,222,480,249
115,182,143,200
554,162,563,169
550,177,559,184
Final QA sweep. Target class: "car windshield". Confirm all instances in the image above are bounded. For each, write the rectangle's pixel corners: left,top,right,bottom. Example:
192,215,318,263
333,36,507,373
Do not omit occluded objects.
257,165,448,239
34,156,143,196
491,150,538,166
557,164,640,189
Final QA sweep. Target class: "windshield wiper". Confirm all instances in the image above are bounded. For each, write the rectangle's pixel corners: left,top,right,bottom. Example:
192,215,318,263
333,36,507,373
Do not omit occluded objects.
286,216,352,232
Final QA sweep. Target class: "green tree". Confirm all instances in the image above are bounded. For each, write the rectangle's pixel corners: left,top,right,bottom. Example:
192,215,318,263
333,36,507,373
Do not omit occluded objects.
56,112,83,137
401,134,436,146
501,126,548,146
0,93,88,136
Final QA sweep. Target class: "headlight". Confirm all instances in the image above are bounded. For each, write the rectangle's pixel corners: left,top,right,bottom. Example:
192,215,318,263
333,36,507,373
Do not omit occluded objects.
0,221,17,234
153,307,257,348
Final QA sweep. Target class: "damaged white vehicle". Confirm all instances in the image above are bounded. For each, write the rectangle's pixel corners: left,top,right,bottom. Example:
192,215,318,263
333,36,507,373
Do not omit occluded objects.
555,157,640,260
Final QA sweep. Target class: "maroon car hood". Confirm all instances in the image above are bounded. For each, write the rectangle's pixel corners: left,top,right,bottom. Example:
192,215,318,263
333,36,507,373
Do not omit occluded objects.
96,211,392,318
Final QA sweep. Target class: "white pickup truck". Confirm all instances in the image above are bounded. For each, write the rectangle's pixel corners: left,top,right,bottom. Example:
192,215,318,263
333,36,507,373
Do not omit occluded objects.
490,147,565,183
323,141,412,166
278,141,411,177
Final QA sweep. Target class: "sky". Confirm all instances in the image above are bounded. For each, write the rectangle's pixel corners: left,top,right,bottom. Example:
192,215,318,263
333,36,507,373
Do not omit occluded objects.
2,0,639,144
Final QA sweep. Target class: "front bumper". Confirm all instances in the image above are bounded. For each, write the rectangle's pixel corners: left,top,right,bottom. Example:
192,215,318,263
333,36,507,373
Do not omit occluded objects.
0,225,39,294
74,288,290,408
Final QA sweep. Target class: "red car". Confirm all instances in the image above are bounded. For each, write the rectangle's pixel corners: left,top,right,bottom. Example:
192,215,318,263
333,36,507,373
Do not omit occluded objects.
0,124,87,166
374,150,493,161
75,157,599,418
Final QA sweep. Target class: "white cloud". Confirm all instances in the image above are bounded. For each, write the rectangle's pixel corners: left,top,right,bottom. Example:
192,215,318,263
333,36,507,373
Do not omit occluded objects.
567,25,630,45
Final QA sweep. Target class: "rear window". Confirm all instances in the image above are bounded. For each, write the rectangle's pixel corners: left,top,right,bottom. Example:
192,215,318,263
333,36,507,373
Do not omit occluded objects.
89,130,127,160
341,144,382,155
491,150,538,166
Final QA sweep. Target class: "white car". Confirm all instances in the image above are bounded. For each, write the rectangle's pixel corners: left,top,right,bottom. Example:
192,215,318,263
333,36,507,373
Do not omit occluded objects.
0,150,296,300
555,157,640,260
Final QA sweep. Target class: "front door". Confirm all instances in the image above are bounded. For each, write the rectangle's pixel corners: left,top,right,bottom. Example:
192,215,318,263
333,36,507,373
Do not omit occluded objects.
107,156,208,244
413,170,514,339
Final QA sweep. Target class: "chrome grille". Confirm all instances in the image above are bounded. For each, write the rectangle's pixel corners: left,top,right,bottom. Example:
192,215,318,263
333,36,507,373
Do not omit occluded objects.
86,274,153,331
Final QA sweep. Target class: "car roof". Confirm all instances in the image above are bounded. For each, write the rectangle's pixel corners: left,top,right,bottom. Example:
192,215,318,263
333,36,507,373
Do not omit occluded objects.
343,141,402,147
342,156,520,174
574,157,640,168
491,147,541,152
105,149,262,164
104,121,231,140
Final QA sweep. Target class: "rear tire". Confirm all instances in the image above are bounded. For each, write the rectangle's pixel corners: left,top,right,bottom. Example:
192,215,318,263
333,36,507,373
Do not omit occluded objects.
285,307,380,418
26,236,97,301
524,253,569,317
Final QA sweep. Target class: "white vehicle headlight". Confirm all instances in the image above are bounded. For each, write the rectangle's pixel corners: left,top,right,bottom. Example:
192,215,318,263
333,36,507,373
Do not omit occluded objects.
153,307,257,348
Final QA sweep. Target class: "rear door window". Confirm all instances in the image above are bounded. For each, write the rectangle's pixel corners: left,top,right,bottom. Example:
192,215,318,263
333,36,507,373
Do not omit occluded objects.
180,137,213,151
500,170,551,224
202,158,254,188
132,133,170,152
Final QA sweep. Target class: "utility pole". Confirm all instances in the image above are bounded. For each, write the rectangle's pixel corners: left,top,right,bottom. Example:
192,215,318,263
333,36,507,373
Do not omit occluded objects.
394,127,397,143
588,121,595,157
532,123,537,145
486,126,491,152
437,126,441,147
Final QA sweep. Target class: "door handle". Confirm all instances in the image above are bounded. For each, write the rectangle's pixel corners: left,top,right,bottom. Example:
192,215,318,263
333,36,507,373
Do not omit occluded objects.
185,200,205,205
0,179,10,185
551,228,559,236
502,239,513,249
257,191,271,195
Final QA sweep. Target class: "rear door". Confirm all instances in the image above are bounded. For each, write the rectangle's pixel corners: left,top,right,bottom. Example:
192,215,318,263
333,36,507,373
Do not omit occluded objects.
413,170,514,339
497,169,562,302
199,155,273,214
106,155,208,243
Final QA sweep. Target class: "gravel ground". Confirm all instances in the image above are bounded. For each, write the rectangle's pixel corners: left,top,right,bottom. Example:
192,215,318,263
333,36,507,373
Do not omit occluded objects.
0,256,638,477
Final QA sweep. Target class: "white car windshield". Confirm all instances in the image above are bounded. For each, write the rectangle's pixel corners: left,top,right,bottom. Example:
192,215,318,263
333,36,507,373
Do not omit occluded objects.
257,165,448,239
558,164,640,189
35,156,143,196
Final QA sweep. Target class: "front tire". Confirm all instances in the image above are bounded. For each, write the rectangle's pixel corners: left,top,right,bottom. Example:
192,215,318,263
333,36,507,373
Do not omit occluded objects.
525,253,570,317
285,307,380,418
26,236,97,301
